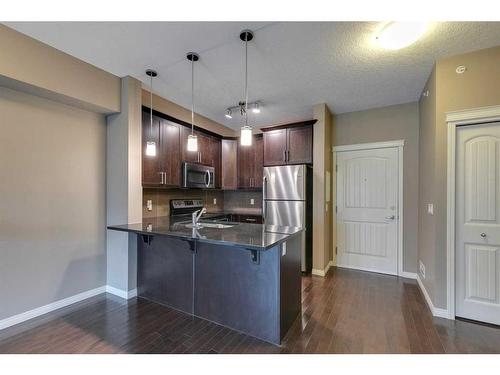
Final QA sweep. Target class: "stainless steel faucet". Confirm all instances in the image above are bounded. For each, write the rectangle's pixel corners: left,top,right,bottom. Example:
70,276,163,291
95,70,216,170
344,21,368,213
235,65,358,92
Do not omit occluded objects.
192,207,207,228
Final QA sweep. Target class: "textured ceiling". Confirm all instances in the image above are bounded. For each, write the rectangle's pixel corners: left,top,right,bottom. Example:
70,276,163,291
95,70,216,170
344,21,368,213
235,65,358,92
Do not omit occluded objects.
4,22,500,129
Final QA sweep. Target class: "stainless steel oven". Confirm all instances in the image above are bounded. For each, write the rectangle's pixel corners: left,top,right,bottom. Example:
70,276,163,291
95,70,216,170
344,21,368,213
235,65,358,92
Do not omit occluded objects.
182,162,215,189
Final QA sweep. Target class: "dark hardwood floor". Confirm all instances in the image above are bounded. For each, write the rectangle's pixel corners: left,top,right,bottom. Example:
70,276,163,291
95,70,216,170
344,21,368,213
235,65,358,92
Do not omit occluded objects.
1,267,499,354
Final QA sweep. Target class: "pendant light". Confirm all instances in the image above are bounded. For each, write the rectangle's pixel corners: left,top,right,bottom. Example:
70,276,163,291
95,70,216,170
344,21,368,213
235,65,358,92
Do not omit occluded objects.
145,69,158,156
240,29,254,146
186,52,200,152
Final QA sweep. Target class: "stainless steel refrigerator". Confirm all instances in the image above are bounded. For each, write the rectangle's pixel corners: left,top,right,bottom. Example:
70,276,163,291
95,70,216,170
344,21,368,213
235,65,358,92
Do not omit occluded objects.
263,164,312,272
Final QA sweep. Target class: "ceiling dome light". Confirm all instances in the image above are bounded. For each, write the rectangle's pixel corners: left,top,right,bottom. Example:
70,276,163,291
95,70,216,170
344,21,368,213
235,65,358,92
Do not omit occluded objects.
375,22,428,50
225,109,233,119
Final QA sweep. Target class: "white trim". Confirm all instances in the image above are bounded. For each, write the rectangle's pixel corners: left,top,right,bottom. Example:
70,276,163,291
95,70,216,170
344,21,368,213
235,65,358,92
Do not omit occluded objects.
0,285,139,331
0,286,106,330
417,276,449,318
337,264,397,276
332,139,405,153
399,271,417,279
333,140,405,278
312,260,334,277
446,104,500,322
106,286,138,299
446,105,500,124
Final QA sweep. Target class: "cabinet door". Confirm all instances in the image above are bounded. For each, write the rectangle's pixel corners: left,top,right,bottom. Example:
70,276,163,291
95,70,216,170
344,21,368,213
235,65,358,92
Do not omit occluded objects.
253,136,264,188
181,127,199,163
287,125,313,164
142,111,162,185
238,142,253,188
198,132,212,165
263,129,287,166
221,139,237,190
160,119,181,186
209,137,222,188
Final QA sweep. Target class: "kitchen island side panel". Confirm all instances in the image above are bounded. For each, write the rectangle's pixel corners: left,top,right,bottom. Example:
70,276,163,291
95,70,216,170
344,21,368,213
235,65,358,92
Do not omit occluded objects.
137,236,194,314
194,243,281,344
280,234,302,340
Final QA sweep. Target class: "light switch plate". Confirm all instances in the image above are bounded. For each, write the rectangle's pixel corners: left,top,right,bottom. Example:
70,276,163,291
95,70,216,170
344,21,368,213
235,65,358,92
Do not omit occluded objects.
213,198,217,205
427,203,434,215
146,200,153,211
250,198,254,205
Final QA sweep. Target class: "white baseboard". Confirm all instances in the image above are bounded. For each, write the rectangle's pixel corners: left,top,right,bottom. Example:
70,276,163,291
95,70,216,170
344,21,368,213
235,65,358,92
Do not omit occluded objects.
0,286,106,330
399,271,417,279
312,260,334,277
106,286,137,299
0,285,139,331
416,276,450,319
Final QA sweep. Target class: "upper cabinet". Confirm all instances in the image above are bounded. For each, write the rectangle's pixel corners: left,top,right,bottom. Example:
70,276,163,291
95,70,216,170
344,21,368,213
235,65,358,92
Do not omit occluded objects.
238,135,263,189
262,121,315,166
221,139,238,190
142,112,181,187
142,108,222,188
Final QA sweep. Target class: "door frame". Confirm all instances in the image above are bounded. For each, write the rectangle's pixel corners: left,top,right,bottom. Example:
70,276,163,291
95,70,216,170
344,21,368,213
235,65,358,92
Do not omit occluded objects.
446,105,500,320
333,139,406,277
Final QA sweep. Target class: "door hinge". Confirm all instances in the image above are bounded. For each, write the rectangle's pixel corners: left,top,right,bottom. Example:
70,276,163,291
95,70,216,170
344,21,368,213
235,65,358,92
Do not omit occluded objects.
335,164,338,173
335,246,338,255
335,205,337,213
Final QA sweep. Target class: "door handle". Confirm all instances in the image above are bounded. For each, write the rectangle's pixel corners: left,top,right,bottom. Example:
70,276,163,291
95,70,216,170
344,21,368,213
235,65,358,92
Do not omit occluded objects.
385,215,395,220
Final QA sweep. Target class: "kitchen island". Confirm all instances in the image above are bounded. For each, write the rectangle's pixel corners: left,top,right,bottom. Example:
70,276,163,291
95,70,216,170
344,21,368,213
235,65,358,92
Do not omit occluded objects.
107,216,303,345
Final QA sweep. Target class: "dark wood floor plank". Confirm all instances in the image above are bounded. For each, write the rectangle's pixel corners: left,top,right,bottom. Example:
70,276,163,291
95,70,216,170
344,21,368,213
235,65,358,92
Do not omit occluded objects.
2,267,500,354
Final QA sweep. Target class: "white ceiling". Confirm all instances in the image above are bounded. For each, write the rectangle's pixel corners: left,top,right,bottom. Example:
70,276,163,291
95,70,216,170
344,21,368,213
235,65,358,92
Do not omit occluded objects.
4,22,500,130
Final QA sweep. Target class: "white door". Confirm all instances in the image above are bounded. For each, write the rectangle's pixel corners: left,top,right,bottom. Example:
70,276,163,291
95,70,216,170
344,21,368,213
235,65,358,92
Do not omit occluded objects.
456,122,500,325
336,147,399,275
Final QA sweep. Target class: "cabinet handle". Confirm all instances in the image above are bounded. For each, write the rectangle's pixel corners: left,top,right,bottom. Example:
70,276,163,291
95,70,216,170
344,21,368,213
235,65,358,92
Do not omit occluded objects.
283,150,286,162
287,150,290,162
246,218,256,222
159,171,164,185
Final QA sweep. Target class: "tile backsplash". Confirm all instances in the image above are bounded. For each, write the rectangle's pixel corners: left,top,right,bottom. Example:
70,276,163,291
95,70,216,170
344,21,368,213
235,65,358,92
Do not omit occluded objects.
142,189,262,218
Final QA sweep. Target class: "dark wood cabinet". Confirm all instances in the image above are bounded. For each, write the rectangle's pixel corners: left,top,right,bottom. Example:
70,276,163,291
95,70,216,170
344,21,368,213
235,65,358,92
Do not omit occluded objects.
142,111,181,187
263,129,287,166
221,139,237,190
262,121,315,166
142,111,162,185
287,125,313,164
238,135,263,189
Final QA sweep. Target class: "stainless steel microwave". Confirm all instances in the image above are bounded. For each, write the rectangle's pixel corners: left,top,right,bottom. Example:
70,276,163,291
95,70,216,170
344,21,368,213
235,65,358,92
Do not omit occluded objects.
182,162,215,189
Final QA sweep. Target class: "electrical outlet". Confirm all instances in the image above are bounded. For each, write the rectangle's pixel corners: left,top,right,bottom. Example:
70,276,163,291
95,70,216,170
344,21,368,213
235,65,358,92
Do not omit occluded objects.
213,198,217,205
146,200,153,211
427,203,434,215
419,260,426,279
250,198,254,205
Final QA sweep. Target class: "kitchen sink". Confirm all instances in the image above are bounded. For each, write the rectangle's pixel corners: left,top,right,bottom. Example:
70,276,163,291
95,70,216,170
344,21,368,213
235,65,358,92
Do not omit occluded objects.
185,222,235,229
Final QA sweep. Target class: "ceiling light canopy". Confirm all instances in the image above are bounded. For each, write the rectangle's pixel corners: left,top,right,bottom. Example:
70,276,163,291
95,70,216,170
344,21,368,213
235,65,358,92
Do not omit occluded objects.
225,109,233,119
375,22,428,50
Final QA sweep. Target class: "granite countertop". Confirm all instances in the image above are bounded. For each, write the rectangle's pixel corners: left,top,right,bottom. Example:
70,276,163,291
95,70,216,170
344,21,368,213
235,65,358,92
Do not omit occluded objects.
107,216,302,250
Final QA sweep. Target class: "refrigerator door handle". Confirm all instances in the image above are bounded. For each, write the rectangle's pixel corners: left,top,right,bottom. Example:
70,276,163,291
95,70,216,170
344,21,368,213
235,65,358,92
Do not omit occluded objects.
262,176,267,221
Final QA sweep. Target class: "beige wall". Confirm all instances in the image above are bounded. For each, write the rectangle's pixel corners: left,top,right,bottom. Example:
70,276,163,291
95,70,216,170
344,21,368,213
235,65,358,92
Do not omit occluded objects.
142,90,236,137
333,102,420,273
0,87,106,320
312,104,333,273
419,45,500,308
0,25,120,114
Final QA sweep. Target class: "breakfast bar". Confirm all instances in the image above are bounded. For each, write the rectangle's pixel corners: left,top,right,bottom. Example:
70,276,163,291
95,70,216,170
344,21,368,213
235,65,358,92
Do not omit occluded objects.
107,216,303,345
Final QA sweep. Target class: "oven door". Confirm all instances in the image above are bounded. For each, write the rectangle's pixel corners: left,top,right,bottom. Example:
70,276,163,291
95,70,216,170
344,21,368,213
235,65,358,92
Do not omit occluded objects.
182,162,215,189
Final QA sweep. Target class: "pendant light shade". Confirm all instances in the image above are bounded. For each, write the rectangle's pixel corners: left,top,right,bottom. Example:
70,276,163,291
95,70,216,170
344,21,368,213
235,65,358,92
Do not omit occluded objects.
240,126,253,146
187,52,199,153
239,29,254,146
145,69,157,157
187,134,198,152
145,142,157,156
